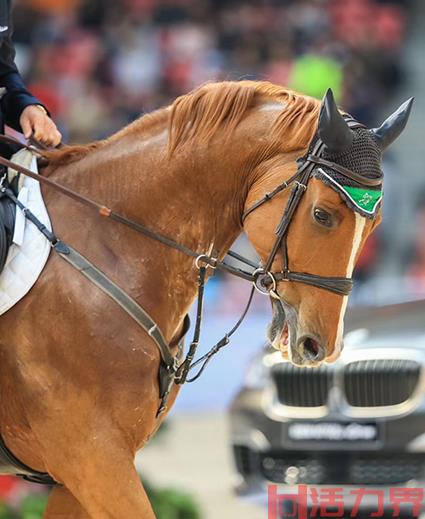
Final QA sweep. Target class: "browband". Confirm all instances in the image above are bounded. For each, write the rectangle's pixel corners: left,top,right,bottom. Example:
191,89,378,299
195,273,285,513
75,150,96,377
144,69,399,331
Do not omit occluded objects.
307,155,382,187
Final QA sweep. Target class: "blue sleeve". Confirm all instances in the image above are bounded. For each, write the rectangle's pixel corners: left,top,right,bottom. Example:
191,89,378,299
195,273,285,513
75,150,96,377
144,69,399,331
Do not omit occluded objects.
0,0,45,131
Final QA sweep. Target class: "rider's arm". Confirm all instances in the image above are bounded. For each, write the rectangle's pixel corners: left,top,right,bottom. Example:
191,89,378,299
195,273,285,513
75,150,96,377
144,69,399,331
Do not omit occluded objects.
0,1,60,145
0,47,46,132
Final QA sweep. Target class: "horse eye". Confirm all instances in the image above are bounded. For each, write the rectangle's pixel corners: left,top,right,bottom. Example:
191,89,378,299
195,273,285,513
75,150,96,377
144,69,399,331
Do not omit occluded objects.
314,208,332,227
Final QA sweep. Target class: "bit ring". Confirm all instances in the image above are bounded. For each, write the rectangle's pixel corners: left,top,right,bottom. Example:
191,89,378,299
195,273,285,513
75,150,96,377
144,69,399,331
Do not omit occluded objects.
253,269,277,295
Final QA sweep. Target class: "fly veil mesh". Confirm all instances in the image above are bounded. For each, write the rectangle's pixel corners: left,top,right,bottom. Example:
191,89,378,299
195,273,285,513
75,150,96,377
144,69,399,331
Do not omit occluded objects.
307,127,384,218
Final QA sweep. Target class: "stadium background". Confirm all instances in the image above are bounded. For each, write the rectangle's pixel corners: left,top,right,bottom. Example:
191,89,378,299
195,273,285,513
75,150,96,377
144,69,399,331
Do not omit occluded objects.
11,0,421,296
0,1,423,518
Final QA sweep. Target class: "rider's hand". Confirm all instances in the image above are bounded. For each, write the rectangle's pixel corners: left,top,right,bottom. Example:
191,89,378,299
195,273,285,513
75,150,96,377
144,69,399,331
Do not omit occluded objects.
19,105,62,148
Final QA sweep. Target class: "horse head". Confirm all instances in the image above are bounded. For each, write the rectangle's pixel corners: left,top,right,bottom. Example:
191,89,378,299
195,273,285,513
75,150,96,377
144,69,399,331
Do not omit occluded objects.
244,89,413,366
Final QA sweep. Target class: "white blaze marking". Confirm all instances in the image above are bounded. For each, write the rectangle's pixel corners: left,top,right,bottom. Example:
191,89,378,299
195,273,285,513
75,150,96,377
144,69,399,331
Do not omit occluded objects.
334,213,366,352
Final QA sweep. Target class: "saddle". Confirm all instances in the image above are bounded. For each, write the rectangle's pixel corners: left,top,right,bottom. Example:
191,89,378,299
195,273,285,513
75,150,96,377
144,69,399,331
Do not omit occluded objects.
0,173,16,273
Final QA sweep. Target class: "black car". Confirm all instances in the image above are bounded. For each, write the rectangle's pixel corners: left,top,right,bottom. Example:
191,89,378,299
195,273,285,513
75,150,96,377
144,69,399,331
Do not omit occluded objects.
230,299,425,517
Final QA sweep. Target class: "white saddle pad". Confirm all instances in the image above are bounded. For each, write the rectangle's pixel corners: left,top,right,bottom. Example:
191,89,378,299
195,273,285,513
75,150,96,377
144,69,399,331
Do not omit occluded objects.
0,149,52,315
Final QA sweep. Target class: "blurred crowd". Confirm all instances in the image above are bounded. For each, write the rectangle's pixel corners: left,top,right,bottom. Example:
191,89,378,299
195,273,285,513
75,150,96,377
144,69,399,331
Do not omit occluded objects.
13,0,409,143
10,0,420,305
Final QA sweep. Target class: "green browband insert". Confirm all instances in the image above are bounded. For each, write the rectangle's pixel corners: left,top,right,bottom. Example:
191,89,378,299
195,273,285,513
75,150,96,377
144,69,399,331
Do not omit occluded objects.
341,185,382,214
317,168,382,215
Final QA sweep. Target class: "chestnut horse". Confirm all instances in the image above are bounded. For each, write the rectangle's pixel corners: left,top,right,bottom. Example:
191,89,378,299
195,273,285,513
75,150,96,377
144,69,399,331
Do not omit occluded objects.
0,81,411,517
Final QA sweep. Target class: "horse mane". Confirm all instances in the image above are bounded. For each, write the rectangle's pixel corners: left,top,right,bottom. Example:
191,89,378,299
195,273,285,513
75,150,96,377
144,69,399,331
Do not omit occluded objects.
168,81,320,155
43,81,320,169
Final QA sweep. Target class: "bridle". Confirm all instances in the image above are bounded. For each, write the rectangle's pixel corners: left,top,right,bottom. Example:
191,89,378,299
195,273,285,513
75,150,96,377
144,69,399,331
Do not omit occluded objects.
0,119,382,399
243,118,382,299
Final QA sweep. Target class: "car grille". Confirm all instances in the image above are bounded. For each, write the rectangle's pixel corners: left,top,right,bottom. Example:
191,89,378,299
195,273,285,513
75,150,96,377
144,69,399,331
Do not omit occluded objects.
350,455,425,484
255,450,425,485
270,357,421,409
270,363,332,407
343,359,421,407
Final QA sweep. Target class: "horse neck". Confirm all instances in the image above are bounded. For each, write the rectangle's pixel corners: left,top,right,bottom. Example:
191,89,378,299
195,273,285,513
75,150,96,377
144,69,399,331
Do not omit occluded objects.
46,129,250,341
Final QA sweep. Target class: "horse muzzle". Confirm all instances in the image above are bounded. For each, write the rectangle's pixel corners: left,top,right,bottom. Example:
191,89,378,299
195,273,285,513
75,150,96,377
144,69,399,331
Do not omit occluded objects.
269,297,344,367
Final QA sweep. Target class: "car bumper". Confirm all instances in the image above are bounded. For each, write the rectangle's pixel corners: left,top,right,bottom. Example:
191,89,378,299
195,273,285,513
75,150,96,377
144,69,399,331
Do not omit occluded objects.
230,389,425,487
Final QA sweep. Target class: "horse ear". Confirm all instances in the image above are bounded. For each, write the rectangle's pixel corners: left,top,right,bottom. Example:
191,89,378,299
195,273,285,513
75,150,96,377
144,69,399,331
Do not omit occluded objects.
318,88,353,153
372,98,414,151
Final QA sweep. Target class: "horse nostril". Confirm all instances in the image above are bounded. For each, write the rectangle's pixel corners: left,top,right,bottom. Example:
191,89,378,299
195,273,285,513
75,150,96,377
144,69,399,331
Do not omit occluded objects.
300,336,324,362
